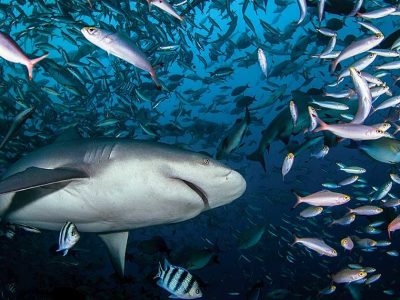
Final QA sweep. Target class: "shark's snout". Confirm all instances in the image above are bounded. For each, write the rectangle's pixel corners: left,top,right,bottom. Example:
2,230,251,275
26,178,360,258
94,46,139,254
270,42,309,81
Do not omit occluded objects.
206,169,246,210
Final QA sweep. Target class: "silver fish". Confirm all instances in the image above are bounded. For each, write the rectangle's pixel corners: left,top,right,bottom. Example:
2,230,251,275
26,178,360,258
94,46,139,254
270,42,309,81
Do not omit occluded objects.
147,0,183,21
332,33,384,72
81,27,162,90
0,32,48,80
57,222,80,256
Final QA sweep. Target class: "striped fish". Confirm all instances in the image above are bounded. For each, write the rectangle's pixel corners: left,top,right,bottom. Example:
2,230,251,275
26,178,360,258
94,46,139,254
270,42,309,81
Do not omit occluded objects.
57,222,80,256
155,258,202,299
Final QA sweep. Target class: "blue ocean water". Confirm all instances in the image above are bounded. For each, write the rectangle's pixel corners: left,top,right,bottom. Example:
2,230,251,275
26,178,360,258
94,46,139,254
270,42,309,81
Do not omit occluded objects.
0,0,400,299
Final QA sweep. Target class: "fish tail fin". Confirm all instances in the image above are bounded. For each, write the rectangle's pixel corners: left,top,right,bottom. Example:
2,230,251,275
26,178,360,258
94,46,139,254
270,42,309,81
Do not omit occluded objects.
328,220,335,227
310,20,318,31
291,190,302,209
163,257,171,269
312,113,328,133
336,162,345,168
392,123,400,135
291,234,299,247
346,207,353,214
245,106,251,125
154,261,163,279
150,70,162,90
28,53,48,80
247,150,266,172
331,60,337,73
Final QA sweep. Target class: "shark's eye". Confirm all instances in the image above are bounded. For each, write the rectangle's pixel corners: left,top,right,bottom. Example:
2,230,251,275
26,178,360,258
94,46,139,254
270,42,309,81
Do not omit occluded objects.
202,158,210,165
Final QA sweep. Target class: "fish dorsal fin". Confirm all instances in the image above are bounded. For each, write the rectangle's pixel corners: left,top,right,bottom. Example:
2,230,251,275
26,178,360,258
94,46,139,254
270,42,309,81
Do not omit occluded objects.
0,167,89,195
98,231,129,277
163,257,171,269
55,127,82,143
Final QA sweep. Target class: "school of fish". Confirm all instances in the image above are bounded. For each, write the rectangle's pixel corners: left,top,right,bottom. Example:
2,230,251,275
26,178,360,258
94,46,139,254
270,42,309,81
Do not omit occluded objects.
2,0,400,299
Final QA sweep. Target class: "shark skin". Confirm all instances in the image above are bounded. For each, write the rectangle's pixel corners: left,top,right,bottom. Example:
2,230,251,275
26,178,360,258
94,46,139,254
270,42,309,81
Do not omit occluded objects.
0,132,246,276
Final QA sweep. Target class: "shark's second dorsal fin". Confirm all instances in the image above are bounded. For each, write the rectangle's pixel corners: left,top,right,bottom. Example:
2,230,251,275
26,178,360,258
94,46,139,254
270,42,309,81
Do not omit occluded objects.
55,127,81,143
0,167,89,195
98,231,129,277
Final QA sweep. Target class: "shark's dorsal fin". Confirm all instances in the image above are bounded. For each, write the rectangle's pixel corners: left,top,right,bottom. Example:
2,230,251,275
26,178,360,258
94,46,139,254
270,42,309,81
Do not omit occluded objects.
98,231,129,277
55,127,81,143
0,167,89,195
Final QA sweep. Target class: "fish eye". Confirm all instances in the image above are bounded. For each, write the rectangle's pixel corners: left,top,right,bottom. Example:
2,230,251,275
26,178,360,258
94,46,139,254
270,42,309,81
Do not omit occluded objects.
358,272,364,276
375,33,382,38
195,289,200,294
343,240,347,244
202,158,210,165
71,230,75,236
88,27,96,34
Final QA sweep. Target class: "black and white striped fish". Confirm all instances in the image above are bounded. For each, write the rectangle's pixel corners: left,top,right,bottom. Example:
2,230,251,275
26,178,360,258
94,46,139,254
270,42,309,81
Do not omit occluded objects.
155,258,202,299
57,222,80,256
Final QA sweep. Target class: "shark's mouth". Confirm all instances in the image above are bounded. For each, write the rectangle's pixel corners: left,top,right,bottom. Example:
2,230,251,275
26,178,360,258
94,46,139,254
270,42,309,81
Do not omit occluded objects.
179,179,210,210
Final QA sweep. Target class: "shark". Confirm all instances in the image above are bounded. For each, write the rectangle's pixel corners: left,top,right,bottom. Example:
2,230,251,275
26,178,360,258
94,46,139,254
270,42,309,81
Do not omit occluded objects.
0,130,246,276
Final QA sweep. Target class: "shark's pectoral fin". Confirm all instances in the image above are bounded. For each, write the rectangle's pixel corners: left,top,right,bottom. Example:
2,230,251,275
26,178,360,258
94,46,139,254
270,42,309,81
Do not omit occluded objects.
0,167,89,195
98,231,129,277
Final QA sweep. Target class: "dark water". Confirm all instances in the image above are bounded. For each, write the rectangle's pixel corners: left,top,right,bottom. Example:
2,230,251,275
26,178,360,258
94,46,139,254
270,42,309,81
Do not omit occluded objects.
0,0,400,299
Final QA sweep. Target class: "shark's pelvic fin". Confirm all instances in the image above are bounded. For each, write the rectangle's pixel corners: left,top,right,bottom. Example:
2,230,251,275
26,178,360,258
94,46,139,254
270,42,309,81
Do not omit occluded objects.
0,167,89,195
98,231,129,277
